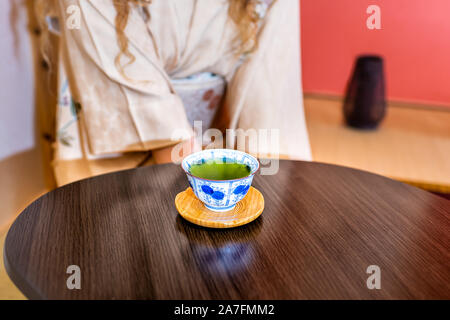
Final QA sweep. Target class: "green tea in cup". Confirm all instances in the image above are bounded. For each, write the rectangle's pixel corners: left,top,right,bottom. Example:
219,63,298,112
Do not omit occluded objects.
189,159,251,180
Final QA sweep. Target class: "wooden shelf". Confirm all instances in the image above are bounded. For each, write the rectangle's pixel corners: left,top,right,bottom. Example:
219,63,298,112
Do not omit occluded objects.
304,95,450,192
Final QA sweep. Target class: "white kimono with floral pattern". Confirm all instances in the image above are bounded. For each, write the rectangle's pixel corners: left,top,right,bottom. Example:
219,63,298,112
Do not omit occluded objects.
52,0,311,185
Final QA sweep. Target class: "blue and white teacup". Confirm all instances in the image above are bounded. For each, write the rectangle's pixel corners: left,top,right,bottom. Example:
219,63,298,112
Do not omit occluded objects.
181,149,259,212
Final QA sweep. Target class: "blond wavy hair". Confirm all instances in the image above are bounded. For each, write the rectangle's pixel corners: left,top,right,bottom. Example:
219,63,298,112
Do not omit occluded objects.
35,0,271,75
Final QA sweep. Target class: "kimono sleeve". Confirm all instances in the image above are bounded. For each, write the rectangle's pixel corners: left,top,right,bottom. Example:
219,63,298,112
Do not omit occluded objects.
225,0,312,160
57,0,193,155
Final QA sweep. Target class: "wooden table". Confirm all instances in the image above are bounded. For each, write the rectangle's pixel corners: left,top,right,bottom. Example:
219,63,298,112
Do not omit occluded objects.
4,161,450,299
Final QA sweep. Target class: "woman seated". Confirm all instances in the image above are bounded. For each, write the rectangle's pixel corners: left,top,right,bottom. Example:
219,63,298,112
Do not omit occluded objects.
36,0,311,186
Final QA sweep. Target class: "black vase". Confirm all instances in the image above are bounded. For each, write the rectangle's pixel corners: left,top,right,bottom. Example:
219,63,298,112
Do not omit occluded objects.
344,55,386,129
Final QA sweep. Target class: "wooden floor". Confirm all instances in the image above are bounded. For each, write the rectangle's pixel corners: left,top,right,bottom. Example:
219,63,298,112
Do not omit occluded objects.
304,95,450,192
0,226,25,299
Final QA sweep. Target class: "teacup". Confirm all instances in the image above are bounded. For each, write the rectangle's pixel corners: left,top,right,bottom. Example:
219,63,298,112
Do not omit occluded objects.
181,149,259,212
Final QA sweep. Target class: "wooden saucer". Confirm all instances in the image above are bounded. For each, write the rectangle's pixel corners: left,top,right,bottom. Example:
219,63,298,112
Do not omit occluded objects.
175,187,264,228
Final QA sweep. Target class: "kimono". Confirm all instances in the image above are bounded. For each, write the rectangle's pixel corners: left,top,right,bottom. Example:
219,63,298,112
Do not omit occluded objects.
52,0,311,185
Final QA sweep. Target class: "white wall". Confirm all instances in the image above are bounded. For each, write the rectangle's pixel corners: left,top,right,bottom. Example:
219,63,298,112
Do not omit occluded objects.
0,0,35,158
0,0,47,229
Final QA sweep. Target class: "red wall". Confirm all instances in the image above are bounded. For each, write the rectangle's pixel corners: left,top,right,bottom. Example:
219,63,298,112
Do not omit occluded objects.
300,0,450,107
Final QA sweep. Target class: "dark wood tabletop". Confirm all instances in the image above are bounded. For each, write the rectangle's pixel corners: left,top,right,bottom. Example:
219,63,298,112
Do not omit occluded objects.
4,160,450,299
